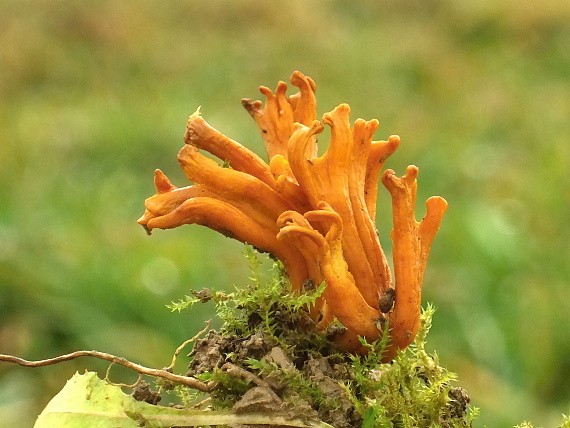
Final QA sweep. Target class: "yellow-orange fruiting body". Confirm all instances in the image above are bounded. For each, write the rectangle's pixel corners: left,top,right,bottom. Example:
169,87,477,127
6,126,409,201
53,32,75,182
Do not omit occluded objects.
139,72,447,362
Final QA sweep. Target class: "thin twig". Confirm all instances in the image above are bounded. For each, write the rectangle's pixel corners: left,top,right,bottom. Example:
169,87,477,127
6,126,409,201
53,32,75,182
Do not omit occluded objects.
167,320,211,371
0,350,210,392
221,362,270,388
105,363,143,389
192,396,212,409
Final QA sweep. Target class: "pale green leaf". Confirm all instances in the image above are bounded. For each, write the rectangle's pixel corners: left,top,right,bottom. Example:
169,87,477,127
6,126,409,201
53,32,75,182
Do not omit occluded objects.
34,371,332,427
34,371,161,428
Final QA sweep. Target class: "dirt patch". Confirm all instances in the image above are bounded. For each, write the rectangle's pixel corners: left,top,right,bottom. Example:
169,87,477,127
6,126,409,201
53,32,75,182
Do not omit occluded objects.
131,380,162,405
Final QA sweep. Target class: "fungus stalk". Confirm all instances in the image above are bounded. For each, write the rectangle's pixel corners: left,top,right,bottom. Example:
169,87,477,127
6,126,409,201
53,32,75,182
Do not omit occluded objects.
139,71,447,362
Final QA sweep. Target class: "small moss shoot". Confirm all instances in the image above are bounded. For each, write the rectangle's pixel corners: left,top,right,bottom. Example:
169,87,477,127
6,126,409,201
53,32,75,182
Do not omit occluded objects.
170,246,477,427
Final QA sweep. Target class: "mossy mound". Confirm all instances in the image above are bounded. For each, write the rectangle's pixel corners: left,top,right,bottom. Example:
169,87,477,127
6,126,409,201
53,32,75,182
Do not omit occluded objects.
168,247,478,427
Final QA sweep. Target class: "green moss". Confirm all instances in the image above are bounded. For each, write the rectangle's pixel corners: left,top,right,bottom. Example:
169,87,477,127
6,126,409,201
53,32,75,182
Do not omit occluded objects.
173,246,479,427
196,368,252,408
350,305,478,427
514,414,570,428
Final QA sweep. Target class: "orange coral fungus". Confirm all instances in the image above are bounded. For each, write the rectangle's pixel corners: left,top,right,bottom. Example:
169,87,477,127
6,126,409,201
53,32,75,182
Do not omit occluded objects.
139,71,447,362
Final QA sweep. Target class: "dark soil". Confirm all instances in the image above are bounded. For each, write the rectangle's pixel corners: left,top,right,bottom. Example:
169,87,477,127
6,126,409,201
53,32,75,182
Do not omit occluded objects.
131,380,162,405
187,328,361,427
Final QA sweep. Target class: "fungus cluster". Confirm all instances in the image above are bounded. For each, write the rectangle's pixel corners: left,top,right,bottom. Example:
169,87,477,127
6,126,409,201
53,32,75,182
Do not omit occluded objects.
138,72,447,362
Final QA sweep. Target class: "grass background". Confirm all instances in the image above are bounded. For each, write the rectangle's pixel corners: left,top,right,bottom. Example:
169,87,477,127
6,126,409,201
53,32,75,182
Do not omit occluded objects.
1,1,569,426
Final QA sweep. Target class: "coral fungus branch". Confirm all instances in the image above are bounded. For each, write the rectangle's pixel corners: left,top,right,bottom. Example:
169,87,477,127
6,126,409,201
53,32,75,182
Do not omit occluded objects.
185,110,276,188
243,71,318,160
382,167,448,357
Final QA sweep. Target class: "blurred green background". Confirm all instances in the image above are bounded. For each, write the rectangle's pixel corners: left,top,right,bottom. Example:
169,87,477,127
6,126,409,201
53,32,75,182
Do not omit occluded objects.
1,0,569,426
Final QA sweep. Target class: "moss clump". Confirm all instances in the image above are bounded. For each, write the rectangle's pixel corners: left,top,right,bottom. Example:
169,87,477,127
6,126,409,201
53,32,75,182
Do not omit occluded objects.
514,415,570,428
171,247,478,427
